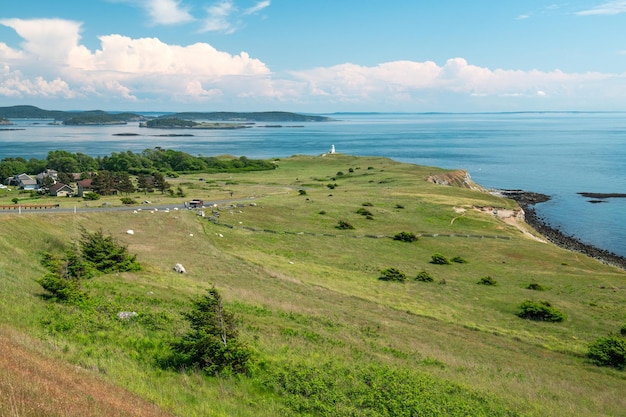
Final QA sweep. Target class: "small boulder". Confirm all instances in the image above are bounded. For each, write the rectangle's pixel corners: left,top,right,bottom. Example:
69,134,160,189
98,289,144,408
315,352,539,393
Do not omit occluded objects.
173,263,186,274
117,311,138,320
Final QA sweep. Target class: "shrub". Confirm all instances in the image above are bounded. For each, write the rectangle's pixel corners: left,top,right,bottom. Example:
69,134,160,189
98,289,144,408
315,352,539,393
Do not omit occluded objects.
79,228,141,273
120,197,138,205
516,300,565,322
477,276,497,286
621,324,626,336
171,287,254,375
526,282,546,291
348,168,354,173
335,220,354,230
318,210,326,215
362,202,374,207
336,171,344,176
356,208,372,216
415,270,434,282
393,232,418,243
451,256,468,264
395,204,405,209
379,267,407,282
37,273,88,304
430,253,450,265
327,183,336,189
82,192,100,200
298,189,307,195
587,336,626,369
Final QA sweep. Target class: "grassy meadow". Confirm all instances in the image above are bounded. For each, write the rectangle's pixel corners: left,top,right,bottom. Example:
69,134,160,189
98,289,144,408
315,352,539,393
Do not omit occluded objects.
0,154,625,416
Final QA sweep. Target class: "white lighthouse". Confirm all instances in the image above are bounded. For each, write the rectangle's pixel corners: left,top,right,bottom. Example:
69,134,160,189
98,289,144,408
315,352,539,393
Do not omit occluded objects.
330,144,336,154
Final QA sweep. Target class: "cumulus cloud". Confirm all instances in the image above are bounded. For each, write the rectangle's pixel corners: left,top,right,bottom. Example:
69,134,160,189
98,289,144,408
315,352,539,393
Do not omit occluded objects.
576,1,626,15
1,17,626,110
0,18,270,103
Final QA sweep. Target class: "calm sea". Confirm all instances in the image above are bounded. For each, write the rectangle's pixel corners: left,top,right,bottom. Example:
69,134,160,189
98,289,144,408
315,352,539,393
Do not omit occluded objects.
2,112,626,257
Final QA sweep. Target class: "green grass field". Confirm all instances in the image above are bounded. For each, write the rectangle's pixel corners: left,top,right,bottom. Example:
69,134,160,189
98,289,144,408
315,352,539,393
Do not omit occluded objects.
1,154,625,416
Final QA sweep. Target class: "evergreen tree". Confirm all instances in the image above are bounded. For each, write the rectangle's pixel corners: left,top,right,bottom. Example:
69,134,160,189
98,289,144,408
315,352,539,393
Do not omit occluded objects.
171,287,254,375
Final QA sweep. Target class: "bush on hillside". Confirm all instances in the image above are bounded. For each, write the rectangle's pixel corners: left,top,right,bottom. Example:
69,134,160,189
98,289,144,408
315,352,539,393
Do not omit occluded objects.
451,256,468,264
379,267,407,282
587,335,626,370
516,300,565,322
621,323,626,337
79,228,141,273
430,253,450,265
393,231,418,243
171,287,254,375
336,220,354,230
477,276,497,286
415,270,434,282
526,282,546,291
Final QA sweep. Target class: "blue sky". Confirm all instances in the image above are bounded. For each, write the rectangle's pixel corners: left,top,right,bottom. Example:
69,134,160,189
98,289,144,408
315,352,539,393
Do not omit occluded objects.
1,0,626,112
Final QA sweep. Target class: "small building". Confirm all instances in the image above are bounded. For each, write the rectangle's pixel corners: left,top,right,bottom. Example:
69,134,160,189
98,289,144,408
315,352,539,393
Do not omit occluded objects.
77,178,93,197
13,173,38,190
49,183,74,197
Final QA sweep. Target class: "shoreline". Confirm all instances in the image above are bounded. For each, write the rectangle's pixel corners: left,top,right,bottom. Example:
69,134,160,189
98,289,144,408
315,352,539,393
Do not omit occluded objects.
498,190,626,270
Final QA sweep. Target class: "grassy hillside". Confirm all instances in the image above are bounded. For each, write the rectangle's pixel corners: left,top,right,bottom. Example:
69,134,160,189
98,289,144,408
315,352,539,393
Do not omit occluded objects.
1,154,625,416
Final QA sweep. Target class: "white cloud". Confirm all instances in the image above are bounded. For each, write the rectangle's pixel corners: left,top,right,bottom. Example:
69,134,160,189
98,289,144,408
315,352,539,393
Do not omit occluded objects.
576,1,626,15
244,0,270,15
2,18,626,110
0,18,270,103
143,0,194,25
201,0,238,33
200,0,271,33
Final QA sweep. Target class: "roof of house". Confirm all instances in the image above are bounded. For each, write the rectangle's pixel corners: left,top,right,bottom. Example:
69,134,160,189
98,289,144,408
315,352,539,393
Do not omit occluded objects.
77,178,93,187
50,183,73,193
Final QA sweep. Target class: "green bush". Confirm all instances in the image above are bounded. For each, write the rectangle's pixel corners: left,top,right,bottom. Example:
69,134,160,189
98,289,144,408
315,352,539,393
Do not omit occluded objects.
362,202,374,207
37,273,88,304
394,231,418,243
430,253,450,265
451,256,468,263
170,287,254,375
298,189,307,195
379,267,407,282
516,300,565,322
356,207,372,216
477,276,497,286
526,282,546,291
82,192,100,200
415,270,434,282
621,324,626,336
120,197,138,205
79,228,141,273
335,220,354,230
587,335,626,369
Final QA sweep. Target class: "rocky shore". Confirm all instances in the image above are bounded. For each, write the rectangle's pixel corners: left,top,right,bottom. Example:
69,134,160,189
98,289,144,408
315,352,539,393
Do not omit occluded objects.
498,190,626,270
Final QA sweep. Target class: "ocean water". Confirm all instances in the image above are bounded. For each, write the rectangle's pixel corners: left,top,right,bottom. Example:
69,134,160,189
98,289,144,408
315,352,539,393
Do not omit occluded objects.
2,112,626,257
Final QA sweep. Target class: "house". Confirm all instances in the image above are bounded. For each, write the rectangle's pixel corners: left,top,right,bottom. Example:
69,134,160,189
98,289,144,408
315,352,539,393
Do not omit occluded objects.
77,178,93,197
49,183,74,197
12,173,38,190
35,169,59,186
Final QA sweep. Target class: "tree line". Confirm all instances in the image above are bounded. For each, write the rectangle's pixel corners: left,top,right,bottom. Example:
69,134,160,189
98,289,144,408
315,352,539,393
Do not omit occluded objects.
1,148,276,182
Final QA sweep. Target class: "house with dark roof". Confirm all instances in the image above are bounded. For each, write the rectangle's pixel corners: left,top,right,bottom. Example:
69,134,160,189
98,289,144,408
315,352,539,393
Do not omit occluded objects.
77,178,93,197
49,183,74,197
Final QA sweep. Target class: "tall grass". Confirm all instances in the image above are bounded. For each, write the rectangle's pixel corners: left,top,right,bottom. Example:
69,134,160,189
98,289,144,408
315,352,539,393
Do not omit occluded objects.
0,155,625,416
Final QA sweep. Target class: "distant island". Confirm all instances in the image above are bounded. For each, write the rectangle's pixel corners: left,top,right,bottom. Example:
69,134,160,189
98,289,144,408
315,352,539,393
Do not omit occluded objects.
159,111,333,122
0,105,333,125
141,118,251,130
